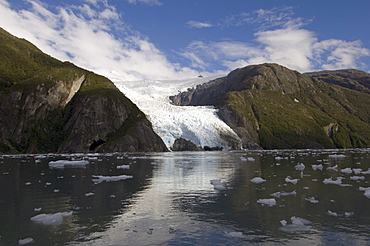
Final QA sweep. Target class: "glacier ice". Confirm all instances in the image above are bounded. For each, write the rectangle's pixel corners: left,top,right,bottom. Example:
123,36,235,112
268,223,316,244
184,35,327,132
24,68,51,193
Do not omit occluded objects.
112,76,243,150
250,177,266,184
48,160,89,169
30,212,72,226
257,198,276,206
92,175,133,184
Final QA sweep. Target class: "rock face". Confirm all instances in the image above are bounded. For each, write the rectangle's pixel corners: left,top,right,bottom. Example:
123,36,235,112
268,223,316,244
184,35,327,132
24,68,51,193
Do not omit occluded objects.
171,138,202,151
171,63,370,149
0,28,167,154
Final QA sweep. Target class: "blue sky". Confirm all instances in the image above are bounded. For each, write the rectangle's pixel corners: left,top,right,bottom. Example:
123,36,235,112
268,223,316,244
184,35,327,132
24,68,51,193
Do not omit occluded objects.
1,0,370,80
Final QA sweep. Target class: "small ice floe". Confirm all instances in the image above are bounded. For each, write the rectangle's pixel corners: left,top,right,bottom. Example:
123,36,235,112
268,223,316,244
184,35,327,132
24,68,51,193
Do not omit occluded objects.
323,178,342,185
250,177,266,184
350,176,365,181
359,187,370,198
34,207,42,212
285,176,299,185
305,196,319,204
49,160,89,169
74,226,88,231
116,165,130,169
30,212,72,226
295,163,305,171
210,180,226,190
312,164,323,171
257,198,276,207
345,212,354,217
327,165,338,171
18,237,34,245
341,168,352,174
361,168,370,175
353,168,363,174
92,175,133,184
25,182,31,186
85,192,94,197
329,154,346,159
271,190,296,198
240,157,247,161
53,189,59,193
327,210,338,217
279,216,312,233
227,231,246,239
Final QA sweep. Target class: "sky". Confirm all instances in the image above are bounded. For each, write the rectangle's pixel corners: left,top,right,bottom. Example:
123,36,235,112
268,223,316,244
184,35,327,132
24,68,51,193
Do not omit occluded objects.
1,0,370,81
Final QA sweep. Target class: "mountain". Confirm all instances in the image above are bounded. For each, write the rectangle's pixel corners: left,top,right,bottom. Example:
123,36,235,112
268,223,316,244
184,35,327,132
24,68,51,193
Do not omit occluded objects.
171,63,370,149
0,28,167,154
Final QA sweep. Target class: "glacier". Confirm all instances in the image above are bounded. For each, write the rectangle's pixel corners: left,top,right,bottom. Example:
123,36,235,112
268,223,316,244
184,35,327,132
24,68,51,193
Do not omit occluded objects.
112,75,242,150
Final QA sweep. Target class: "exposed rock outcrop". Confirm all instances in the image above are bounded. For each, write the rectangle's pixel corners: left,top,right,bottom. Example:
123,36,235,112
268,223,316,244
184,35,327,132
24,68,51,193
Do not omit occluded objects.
171,138,202,151
171,63,370,149
0,28,167,154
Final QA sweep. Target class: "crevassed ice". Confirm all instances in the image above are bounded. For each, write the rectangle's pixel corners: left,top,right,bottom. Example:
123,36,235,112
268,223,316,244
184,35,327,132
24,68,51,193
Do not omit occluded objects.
112,76,242,150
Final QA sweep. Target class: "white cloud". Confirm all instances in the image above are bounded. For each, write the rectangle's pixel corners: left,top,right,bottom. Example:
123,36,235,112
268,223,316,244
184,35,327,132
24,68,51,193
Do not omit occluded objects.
126,0,162,6
0,0,196,80
186,21,212,29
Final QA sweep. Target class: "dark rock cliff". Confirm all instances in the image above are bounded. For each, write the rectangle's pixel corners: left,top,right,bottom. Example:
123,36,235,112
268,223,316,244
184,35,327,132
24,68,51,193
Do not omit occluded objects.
171,63,370,149
0,28,167,154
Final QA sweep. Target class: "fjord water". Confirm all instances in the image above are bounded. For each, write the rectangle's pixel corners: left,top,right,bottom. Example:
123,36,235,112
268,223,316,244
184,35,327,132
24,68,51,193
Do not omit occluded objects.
0,150,369,245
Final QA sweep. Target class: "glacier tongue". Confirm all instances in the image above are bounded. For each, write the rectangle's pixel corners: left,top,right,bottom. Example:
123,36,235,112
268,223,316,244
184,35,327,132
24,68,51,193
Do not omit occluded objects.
112,76,242,150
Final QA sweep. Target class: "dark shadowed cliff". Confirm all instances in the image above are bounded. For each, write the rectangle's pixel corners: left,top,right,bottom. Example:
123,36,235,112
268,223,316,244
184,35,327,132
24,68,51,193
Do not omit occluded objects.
171,63,370,149
0,28,168,154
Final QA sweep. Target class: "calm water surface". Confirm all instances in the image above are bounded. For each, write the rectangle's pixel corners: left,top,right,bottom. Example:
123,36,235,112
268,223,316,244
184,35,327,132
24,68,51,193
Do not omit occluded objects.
0,150,370,245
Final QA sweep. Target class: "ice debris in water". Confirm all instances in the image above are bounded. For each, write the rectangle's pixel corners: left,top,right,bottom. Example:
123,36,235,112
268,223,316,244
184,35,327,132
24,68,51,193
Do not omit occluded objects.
227,231,246,239
257,198,276,207
92,175,133,184
117,165,130,169
250,177,266,184
350,176,365,181
341,168,352,174
345,212,354,217
353,168,362,174
323,178,342,185
295,163,305,171
361,168,370,175
285,176,299,185
305,196,319,204
359,187,370,198
327,165,338,171
311,164,323,171
30,212,72,226
279,216,312,233
270,190,296,198
210,180,226,190
329,154,346,159
18,237,34,245
327,210,338,217
49,160,89,169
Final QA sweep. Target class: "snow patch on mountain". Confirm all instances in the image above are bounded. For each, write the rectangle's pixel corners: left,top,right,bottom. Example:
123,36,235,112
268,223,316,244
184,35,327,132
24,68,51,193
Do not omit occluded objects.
112,75,242,150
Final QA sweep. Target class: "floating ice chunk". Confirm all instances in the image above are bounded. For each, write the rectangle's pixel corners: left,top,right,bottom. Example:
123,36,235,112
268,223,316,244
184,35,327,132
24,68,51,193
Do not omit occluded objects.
312,164,323,171
364,190,370,198
19,237,34,245
341,168,352,174
327,210,338,217
240,157,247,161
210,180,226,190
92,175,133,184
25,182,31,186
353,168,362,174
49,160,89,169
329,154,346,159
257,198,276,206
327,165,338,171
285,176,298,185
117,165,130,169
350,176,365,181
34,207,42,212
250,177,266,184
323,178,342,185
227,231,246,238
345,212,354,217
305,197,319,204
361,168,370,175
279,217,312,233
271,190,296,198
85,192,94,197
295,163,305,171
30,212,72,226
74,226,88,231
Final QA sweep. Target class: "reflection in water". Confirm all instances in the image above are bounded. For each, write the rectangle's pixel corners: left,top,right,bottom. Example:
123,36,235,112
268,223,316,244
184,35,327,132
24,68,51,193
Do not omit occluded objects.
0,150,370,245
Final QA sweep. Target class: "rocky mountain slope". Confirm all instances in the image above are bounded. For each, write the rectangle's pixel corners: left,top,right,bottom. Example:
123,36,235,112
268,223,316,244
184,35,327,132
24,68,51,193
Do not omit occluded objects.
0,28,167,154
171,63,370,149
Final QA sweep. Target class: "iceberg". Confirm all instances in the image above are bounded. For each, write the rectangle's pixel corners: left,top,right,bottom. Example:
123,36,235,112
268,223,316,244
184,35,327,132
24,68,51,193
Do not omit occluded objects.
341,168,352,174
250,177,266,184
305,196,319,204
49,160,89,169
210,179,226,190
327,210,338,217
279,216,312,233
311,164,323,171
323,178,342,185
285,176,299,185
257,198,276,206
18,238,34,245
92,175,133,184
295,163,305,171
116,165,130,169
30,212,72,226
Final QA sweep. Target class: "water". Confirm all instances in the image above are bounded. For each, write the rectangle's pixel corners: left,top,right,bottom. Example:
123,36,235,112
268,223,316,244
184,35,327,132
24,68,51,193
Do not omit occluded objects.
0,150,370,245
